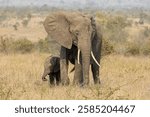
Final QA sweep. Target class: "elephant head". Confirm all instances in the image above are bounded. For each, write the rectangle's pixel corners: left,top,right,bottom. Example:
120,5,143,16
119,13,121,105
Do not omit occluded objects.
44,11,99,85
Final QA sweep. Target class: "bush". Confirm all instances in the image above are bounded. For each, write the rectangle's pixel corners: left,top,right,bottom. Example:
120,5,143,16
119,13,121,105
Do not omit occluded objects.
12,38,34,53
36,38,50,53
0,36,13,53
143,27,150,38
22,19,29,27
96,12,129,56
0,36,60,54
27,13,32,21
125,42,140,56
105,16,128,43
102,39,114,56
0,36,7,53
0,14,7,22
36,38,60,54
140,39,150,55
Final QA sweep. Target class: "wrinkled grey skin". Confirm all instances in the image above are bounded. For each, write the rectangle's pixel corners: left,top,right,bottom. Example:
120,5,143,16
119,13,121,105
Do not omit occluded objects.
42,55,61,85
44,11,102,86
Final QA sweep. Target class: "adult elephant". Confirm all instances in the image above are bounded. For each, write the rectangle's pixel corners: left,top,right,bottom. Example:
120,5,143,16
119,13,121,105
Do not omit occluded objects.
43,11,102,86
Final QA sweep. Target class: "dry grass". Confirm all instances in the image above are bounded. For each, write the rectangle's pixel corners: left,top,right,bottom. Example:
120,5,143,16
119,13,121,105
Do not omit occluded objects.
0,53,150,100
0,12,150,100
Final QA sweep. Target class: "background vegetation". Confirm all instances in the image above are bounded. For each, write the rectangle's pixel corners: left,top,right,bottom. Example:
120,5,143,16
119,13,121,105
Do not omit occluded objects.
1,10,150,56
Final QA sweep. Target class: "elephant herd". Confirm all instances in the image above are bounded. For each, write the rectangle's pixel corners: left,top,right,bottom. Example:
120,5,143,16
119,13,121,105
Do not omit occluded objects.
42,11,102,86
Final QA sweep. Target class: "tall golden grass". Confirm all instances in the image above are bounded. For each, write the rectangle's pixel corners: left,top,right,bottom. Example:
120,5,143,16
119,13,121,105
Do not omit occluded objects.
0,11,150,100
0,53,150,100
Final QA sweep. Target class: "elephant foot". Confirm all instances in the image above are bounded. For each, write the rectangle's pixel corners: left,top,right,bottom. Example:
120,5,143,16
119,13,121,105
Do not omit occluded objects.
56,81,61,86
95,81,101,85
73,82,81,86
79,81,89,88
73,77,84,86
79,83,84,87
84,79,89,86
73,79,80,86
49,84,55,88
94,77,101,85
79,83,90,88
61,77,70,86
98,80,101,84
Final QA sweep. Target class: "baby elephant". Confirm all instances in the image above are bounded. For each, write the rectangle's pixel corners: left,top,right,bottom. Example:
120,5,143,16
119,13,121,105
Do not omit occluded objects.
42,55,60,85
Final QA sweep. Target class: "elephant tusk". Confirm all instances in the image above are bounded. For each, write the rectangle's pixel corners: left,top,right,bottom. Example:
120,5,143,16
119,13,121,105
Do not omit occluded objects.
91,51,101,67
78,49,80,64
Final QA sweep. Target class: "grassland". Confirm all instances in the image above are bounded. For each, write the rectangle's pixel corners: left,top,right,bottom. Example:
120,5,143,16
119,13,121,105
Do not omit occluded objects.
0,53,150,100
0,10,150,100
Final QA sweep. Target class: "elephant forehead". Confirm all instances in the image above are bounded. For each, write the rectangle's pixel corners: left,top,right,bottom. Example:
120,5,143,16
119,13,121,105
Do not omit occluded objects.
64,12,90,23
45,11,91,27
74,16,90,25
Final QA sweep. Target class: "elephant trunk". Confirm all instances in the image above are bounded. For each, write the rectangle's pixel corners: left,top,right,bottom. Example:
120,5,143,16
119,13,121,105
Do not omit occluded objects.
79,40,91,85
42,70,49,81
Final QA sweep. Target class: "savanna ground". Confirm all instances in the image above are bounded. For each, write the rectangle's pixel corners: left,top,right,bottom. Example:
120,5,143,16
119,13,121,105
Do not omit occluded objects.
0,8,150,99
1,53,150,99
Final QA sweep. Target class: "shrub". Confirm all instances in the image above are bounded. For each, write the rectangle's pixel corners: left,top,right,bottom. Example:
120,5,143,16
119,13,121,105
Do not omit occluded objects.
27,13,32,21
125,42,140,56
143,27,150,38
105,16,128,43
0,14,7,22
12,38,34,53
0,36,13,53
96,12,129,56
0,37,60,54
22,19,29,27
140,39,150,55
36,38,60,54
0,36,8,53
36,38,50,53
102,39,114,56
13,22,20,31
139,18,144,25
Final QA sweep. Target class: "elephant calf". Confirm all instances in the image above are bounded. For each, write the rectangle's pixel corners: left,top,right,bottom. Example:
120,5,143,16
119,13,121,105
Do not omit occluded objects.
42,55,75,86
42,55,60,85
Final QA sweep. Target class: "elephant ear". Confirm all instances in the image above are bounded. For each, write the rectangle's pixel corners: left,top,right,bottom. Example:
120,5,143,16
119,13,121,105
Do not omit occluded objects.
44,12,72,49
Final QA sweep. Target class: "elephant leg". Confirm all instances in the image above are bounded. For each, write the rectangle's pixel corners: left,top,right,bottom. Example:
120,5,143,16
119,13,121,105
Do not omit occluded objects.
56,72,61,85
73,59,83,85
91,64,100,84
60,46,69,85
91,34,102,84
49,74,55,86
